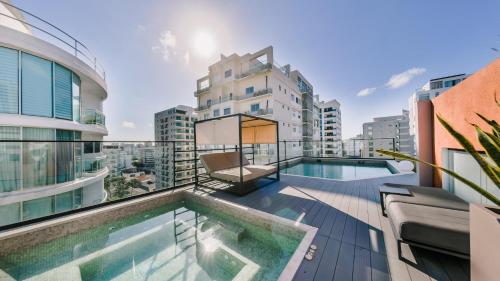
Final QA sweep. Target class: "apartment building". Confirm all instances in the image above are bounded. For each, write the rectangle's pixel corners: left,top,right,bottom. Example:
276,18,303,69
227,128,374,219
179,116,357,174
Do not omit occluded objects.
193,46,315,157
103,144,132,177
0,1,108,225
318,99,342,156
343,134,363,157
408,74,468,156
362,110,414,158
154,105,197,189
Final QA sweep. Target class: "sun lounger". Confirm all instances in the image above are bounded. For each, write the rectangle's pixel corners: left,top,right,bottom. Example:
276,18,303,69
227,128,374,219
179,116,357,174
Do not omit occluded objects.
381,183,470,260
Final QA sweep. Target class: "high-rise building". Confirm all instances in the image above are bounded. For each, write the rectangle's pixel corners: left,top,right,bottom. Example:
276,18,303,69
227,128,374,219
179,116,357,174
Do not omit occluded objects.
318,99,342,156
0,1,108,225
193,46,315,157
362,110,413,158
154,105,197,188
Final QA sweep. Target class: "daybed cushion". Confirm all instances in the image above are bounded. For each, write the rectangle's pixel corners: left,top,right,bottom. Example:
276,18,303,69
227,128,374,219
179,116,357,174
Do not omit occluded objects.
387,202,470,255
211,167,261,182
245,164,277,175
385,184,469,211
200,152,250,173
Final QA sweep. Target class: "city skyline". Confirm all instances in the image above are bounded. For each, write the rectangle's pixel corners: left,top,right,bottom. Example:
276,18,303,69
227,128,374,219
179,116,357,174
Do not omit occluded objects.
12,0,500,141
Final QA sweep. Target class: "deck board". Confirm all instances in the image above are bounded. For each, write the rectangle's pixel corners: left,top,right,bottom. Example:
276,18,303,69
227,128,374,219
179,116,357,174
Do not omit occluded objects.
199,173,470,281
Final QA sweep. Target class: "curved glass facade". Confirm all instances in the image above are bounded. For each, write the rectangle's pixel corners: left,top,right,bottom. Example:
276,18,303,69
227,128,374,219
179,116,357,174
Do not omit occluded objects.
0,46,81,122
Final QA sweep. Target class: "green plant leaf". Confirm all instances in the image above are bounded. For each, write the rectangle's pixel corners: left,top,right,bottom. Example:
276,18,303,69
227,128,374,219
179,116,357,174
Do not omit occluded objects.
473,124,500,167
437,114,500,187
476,112,500,138
377,149,500,206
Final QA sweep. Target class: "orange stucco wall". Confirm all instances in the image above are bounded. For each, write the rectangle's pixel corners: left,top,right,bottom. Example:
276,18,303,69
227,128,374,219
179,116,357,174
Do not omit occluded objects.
431,58,500,187
416,100,434,186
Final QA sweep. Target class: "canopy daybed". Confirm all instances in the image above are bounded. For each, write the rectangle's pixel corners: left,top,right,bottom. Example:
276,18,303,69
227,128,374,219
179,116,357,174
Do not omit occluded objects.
194,114,280,195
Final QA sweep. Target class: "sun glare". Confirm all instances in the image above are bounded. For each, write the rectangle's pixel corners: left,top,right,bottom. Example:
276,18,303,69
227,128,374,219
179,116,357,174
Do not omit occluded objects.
191,31,216,58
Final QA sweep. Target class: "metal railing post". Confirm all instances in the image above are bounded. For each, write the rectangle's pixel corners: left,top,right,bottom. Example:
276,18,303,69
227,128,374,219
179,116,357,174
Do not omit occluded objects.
283,140,287,161
172,142,176,188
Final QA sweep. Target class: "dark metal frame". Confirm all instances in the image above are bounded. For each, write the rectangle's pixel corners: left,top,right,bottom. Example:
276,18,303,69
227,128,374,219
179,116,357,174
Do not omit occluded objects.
194,113,280,195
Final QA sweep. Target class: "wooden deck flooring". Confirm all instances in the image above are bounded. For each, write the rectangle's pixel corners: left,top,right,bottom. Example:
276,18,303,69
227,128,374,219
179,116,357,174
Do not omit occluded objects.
192,173,470,281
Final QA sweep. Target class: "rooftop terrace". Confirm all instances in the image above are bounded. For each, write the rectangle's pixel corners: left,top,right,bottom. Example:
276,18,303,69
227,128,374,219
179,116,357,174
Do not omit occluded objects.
191,173,470,281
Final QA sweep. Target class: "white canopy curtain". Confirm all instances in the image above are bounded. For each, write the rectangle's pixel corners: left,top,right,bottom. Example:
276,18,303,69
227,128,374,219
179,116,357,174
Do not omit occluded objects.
195,115,277,146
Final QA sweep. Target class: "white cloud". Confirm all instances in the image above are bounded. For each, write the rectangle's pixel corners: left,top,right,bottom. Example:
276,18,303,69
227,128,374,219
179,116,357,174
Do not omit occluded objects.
153,30,177,61
385,67,426,89
122,121,136,129
356,87,377,97
183,51,190,64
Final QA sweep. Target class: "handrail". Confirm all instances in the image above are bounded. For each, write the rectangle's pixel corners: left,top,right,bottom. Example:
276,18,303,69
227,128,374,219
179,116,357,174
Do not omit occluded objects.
0,1,106,80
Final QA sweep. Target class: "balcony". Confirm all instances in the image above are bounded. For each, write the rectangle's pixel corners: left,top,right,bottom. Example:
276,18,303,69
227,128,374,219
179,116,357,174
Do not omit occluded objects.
82,109,106,126
193,86,210,97
0,1,106,80
195,88,272,111
244,108,273,116
235,62,272,79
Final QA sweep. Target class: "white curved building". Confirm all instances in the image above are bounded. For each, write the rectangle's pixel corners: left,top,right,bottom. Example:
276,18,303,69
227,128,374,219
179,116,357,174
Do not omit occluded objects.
0,1,108,225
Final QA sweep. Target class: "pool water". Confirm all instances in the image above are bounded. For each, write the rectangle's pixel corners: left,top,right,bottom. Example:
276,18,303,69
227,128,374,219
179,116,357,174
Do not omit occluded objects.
281,161,393,180
0,201,301,281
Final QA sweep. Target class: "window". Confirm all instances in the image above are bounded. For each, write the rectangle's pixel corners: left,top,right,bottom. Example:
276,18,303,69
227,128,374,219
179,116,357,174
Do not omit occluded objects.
213,109,220,117
207,99,212,106
22,128,55,188
0,126,21,192
0,47,19,114
250,103,260,112
0,203,20,226
21,53,53,117
245,86,254,95
54,64,73,120
279,85,281,91
223,108,231,115
72,74,81,122
296,97,299,104
203,113,209,119
23,196,54,220
224,69,232,78
430,80,443,89
56,130,74,183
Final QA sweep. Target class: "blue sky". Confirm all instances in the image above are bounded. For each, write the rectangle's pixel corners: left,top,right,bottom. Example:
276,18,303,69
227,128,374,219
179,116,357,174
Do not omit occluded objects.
14,0,500,140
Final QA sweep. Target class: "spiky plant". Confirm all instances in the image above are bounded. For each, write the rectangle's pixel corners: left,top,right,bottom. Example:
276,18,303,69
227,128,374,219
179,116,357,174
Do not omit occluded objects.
377,95,500,206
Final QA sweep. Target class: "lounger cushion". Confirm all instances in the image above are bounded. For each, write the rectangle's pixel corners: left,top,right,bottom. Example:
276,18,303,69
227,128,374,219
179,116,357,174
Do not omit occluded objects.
387,202,470,255
211,167,260,182
385,184,469,211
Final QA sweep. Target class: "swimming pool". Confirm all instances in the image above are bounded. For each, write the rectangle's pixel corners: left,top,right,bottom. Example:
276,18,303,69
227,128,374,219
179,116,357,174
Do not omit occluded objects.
281,160,394,180
0,192,315,281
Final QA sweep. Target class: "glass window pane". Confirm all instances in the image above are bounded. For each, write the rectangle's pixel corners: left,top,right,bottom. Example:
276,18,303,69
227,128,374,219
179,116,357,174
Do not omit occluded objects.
0,127,21,192
22,128,55,188
22,196,54,220
0,203,20,226
72,73,81,122
0,46,19,114
74,188,82,208
56,130,74,183
55,191,73,213
21,53,53,117
54,63,73,120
